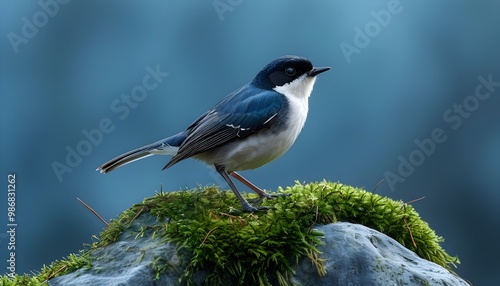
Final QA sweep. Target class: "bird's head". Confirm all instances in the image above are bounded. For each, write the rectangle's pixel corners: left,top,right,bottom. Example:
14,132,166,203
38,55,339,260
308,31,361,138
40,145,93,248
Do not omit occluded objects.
252,55,330,98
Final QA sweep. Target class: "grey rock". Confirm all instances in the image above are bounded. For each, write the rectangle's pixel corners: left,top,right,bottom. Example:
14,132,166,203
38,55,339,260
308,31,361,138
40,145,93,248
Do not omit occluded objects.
293,223,468,286
49,216,467,286
49,214,191,286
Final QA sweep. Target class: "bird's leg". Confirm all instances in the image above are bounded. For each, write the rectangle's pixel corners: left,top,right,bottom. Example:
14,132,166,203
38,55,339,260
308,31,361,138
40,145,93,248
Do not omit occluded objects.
230,171,290,205
215,164,259,212
230,171,269,198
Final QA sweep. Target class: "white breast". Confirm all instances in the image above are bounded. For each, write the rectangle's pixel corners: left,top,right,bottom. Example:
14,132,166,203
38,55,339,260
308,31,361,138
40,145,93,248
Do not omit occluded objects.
199,74,317,172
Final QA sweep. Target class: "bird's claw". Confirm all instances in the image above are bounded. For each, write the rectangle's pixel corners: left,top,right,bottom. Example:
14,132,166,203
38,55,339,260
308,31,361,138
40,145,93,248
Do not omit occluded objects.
233,193,290,213
233,203,271,213
249,192,291,206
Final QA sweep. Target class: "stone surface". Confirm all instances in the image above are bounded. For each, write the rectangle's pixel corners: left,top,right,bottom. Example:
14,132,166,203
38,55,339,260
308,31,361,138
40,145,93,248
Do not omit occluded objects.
293,223,468,286
49,214,189,286
49,216,468,286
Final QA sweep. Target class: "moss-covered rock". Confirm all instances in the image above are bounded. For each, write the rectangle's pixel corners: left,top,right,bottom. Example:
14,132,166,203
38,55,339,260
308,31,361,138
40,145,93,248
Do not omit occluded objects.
2,181,462,286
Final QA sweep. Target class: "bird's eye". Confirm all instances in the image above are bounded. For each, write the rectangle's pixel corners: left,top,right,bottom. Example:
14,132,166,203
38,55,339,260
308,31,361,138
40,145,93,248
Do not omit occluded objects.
285,67,296,76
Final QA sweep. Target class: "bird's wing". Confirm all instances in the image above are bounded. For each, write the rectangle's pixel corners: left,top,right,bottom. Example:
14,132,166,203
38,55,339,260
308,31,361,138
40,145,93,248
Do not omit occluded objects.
163,88,286,169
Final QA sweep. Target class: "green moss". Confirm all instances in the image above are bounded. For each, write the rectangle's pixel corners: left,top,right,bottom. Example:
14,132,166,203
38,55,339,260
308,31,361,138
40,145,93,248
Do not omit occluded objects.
2,181,459,286
1,251,92,286
1,275,43,286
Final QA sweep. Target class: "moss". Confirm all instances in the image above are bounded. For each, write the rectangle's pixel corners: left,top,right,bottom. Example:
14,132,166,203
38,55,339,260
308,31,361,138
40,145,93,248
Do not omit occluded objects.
2,181,459,286
1,251,92,286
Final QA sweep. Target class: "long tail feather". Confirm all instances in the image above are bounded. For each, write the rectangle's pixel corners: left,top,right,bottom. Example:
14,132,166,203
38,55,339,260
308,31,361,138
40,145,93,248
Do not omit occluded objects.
97,132,186,174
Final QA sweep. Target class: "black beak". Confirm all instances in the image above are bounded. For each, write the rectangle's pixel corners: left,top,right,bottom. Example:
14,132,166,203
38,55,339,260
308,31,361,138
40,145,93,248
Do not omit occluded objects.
308,66,331,77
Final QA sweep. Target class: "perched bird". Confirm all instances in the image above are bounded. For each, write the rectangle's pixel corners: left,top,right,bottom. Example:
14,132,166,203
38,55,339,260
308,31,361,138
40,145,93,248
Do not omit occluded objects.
97,55,330,212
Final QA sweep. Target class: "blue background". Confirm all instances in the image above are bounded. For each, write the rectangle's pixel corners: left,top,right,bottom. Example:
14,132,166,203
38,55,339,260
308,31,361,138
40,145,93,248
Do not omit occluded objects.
1,1,499,285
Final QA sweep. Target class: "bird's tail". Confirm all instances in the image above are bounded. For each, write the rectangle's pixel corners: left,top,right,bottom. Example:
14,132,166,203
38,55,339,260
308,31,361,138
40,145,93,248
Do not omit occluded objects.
96,131,187,174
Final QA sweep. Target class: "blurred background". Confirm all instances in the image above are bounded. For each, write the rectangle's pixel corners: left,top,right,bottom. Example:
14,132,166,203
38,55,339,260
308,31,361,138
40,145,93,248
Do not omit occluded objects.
1,1,499,284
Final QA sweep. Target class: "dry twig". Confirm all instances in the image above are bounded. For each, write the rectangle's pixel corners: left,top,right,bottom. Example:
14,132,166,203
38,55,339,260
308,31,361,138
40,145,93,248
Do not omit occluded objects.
77,197,109,227
201,227,219,245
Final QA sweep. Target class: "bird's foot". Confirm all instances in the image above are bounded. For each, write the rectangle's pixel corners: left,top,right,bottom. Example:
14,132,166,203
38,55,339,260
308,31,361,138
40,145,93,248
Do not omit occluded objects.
249,192,291,206
234,193,290,213
233,202,272,213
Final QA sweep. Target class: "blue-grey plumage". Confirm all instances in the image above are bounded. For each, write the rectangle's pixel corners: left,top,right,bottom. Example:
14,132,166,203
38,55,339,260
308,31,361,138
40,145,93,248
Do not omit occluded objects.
97,55,330,212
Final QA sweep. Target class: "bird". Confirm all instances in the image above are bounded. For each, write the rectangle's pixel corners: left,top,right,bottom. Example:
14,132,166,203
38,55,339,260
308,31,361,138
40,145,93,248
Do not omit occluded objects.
97,55,330,212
